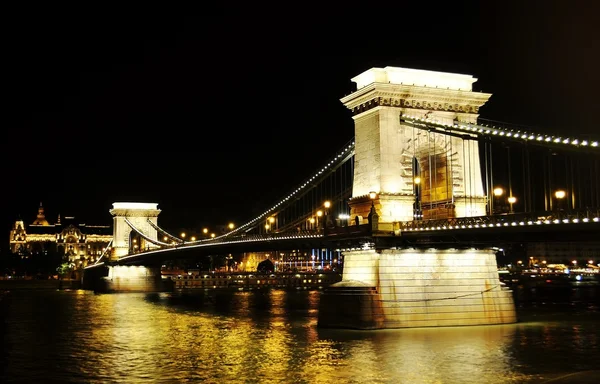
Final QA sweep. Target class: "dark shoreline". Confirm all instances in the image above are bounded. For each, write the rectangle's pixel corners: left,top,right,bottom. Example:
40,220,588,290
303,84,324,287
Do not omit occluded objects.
0,279,80,290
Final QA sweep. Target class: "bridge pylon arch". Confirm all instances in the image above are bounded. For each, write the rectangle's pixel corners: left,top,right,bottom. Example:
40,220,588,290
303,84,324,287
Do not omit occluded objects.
109,202,161,261
341,66,491,227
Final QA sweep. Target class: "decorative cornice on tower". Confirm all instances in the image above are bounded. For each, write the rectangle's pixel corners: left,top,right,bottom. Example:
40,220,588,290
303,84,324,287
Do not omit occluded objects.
109,209,161,218
341,67,492,118
341,83,492,116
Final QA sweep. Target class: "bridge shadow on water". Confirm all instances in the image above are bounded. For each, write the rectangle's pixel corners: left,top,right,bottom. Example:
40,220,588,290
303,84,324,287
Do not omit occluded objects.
143,288,322,323
511,284,600,323
140,283,600,328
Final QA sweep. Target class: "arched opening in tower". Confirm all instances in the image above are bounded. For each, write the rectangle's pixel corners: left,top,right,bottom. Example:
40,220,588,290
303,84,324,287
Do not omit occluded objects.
129,231,145,254
414,152,453,220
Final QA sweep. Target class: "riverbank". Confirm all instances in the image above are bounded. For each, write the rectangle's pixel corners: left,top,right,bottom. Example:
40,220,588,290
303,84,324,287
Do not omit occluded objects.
171,271,343,291
0,278,81,290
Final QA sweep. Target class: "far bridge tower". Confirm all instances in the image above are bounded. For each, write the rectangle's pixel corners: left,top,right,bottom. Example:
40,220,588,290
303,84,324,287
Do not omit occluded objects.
109,202,161,261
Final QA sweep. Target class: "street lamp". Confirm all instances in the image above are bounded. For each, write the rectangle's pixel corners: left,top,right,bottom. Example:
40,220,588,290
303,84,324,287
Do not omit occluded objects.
268,217,275,231
316,210,323,231
369,191,377,203
507,196,517,213
338,213,350,226
555,189,566,216
493,187,504,214
228,223,235,230
413,177,421,220
368,191,377,223
323,201,331,230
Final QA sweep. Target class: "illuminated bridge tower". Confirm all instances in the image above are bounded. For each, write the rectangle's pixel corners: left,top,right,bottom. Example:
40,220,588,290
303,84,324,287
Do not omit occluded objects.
83,202,166,293
109,202,161,261
341,66,491,225
319,67,516,330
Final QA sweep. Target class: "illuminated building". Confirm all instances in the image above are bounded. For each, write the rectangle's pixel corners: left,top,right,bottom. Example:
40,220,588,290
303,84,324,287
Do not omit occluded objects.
9,203,112,267
526,241,600,266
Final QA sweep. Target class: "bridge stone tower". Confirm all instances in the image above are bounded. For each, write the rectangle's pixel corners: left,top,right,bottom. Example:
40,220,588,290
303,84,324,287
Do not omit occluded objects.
318,67,516,330
341,66,491,225
109,202,161,261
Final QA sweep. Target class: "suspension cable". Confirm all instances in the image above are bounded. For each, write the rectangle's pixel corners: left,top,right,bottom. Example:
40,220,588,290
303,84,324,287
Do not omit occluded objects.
125,219,173,247
146,219,183,243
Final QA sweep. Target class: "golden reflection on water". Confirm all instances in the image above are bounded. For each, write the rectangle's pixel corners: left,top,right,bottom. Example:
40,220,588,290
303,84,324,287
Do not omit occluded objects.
309,325,531,384
76,291,526,383
2,289,599,383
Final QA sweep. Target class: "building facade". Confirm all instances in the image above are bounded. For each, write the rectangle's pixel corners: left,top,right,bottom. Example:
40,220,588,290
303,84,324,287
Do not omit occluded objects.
526,241,600,267
9,203,112,267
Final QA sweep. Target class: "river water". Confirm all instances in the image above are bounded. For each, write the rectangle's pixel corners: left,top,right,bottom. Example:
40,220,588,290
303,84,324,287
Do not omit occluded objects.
1,285,599,384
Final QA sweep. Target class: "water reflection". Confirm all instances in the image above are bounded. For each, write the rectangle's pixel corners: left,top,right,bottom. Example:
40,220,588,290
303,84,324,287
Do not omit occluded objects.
1,288,599,383
311,324,525,384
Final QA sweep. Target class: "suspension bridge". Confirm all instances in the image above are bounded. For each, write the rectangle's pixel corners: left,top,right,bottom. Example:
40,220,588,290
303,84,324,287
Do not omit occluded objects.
84,66,600,330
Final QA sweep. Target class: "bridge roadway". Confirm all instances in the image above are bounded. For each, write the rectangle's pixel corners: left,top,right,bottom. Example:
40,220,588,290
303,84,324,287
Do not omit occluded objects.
97,209,600,267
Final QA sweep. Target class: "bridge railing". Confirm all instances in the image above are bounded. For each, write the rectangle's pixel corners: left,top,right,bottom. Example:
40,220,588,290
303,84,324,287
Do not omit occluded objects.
398,208,600,231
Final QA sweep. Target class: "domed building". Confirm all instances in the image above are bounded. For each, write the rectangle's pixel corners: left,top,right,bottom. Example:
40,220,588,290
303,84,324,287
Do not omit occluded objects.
31,203,50,226
9,202,112,267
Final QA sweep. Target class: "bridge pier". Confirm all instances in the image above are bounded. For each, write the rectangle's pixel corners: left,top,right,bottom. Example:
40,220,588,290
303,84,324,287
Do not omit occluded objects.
318,247,516,329
83,265,171,293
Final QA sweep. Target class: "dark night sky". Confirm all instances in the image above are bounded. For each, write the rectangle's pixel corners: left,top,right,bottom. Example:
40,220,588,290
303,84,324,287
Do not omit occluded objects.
1,2,599,239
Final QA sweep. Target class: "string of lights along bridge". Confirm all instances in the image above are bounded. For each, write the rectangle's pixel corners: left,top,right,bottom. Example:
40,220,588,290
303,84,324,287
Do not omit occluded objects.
121,119,597,252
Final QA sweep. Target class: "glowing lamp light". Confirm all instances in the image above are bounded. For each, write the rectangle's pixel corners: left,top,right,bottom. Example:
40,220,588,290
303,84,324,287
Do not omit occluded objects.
508,196,517,204
493,187,504,197
555,190,566,199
